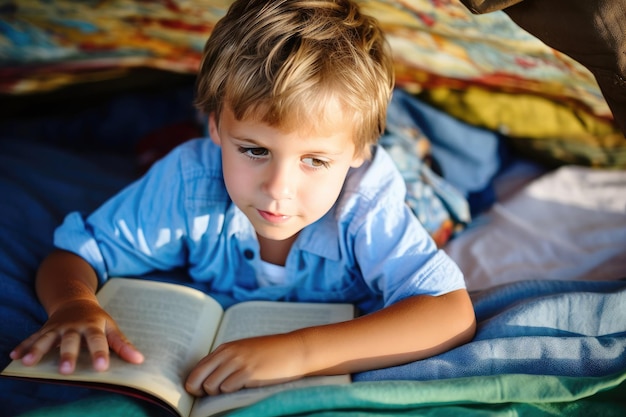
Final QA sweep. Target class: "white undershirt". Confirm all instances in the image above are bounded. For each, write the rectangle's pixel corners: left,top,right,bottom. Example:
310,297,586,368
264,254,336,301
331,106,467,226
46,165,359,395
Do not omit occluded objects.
256,260,288,287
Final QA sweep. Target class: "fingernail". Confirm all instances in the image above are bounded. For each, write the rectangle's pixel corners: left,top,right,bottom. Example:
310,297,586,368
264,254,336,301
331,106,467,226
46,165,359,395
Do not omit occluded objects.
60,361,72,373
94,357,107,370
23,353,34,364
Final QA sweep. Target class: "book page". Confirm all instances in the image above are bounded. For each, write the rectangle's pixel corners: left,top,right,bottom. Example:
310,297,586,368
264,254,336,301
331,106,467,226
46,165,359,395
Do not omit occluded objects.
3,278,224,417
215,301,354,345
189,301,353,417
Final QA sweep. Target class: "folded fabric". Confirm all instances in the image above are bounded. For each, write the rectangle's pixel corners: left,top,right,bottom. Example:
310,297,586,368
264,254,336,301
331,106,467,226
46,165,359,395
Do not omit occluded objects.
384,88,506,220
1,0,612,122
420,86,626,167
461,0,626,135
387,89,504,196
4,0,621,170
355,279,626,381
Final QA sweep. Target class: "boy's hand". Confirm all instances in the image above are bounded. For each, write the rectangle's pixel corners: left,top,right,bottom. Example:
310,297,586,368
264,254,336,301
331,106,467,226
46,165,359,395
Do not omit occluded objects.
185,333,307,396
10,299,144,374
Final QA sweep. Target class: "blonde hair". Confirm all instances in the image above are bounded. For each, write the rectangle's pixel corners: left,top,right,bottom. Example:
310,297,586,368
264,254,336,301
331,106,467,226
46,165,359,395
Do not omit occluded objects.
195,0,394,157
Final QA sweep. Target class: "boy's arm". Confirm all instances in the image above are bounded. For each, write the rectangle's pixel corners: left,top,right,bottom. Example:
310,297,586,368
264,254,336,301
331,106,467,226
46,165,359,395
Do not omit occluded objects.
10,249,144,373
185,288,475,396
302,289,476,372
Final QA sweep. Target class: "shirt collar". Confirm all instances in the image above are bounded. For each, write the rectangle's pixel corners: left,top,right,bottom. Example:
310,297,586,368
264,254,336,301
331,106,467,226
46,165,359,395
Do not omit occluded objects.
293,209,341,261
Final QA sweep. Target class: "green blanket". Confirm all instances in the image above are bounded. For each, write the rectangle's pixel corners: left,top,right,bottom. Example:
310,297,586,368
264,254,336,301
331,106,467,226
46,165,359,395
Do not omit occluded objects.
19,371,626,417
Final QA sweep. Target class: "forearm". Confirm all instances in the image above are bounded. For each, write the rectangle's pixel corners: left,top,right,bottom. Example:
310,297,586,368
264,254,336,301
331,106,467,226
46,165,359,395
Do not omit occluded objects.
185,290,475,396
35,249,100,316
298,289,476,376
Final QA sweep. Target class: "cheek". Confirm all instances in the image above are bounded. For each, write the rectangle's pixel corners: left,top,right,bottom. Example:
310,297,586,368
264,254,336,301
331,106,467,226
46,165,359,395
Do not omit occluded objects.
221,155,253,201
300,170,348,214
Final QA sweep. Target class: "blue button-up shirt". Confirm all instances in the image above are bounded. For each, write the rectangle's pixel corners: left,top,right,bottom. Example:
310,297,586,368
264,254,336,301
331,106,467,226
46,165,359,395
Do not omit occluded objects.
55,138,465,314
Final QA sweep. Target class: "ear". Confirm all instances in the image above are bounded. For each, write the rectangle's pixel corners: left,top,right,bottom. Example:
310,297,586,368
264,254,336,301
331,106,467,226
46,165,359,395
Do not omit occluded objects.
350,143,377,168
208,112,221,146
350,155,365,168
350,147,368,168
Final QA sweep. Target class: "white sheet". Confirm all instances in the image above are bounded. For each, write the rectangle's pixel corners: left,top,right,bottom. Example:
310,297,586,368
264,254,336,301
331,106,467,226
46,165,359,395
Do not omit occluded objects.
445,163,626,291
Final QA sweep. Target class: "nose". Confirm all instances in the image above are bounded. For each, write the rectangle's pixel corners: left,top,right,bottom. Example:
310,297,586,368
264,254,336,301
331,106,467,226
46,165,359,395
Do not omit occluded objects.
262,161,295,200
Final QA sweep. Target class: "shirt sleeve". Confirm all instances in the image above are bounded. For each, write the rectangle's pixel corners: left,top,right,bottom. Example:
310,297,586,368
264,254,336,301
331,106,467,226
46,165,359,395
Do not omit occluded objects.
348,150,466,306
54,144,191,283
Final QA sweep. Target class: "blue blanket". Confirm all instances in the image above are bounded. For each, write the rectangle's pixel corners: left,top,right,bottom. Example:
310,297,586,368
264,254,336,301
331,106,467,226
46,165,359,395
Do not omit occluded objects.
356,279,626,381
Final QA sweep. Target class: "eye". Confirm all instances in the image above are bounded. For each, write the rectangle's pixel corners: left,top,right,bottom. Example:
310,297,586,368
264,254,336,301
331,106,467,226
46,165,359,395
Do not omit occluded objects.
238,147,269,159
302,157,330,169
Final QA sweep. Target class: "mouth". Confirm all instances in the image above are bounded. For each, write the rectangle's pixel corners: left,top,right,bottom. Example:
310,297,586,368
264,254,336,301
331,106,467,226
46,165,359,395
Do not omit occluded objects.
257,209,291,224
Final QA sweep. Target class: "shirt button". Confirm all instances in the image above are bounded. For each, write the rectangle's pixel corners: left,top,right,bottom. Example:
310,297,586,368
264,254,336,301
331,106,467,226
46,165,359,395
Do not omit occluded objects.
243,249,255,260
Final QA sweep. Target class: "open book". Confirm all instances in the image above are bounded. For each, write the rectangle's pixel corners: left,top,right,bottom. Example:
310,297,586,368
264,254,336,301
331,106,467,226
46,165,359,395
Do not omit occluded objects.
2,277,354,417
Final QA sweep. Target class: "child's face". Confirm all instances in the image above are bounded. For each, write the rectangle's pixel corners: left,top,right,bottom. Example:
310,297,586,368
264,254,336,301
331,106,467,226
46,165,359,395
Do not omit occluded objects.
209,101,365,242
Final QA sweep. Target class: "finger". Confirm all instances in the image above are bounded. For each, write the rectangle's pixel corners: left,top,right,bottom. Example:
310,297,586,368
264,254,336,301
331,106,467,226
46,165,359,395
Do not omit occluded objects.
107,329,144,364
200,355,248,396
58,330,82,374
19,331,59,366
201,363,233,396
10,331,44,360
83,327,110,371
185,354,224,396
219,369,251,394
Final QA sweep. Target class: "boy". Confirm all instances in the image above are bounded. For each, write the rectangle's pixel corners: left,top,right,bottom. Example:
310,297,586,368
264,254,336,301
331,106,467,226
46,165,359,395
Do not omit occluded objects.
11,0,476,396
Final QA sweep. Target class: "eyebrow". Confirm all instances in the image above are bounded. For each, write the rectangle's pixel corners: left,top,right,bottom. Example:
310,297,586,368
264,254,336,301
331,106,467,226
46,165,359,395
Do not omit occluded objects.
230,135,346,156
230,136,263,145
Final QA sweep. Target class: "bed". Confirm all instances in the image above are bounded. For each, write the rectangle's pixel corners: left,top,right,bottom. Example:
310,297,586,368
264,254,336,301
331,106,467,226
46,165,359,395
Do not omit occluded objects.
1,1,625,416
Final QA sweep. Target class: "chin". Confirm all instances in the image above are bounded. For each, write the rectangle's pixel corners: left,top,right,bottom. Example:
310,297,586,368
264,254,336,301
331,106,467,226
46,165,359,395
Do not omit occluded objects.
255,226,301,242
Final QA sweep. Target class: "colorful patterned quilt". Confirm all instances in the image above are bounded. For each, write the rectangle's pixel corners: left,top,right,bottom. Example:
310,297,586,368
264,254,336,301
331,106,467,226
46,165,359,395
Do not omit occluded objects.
2,0,624,166
0,0,608,114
